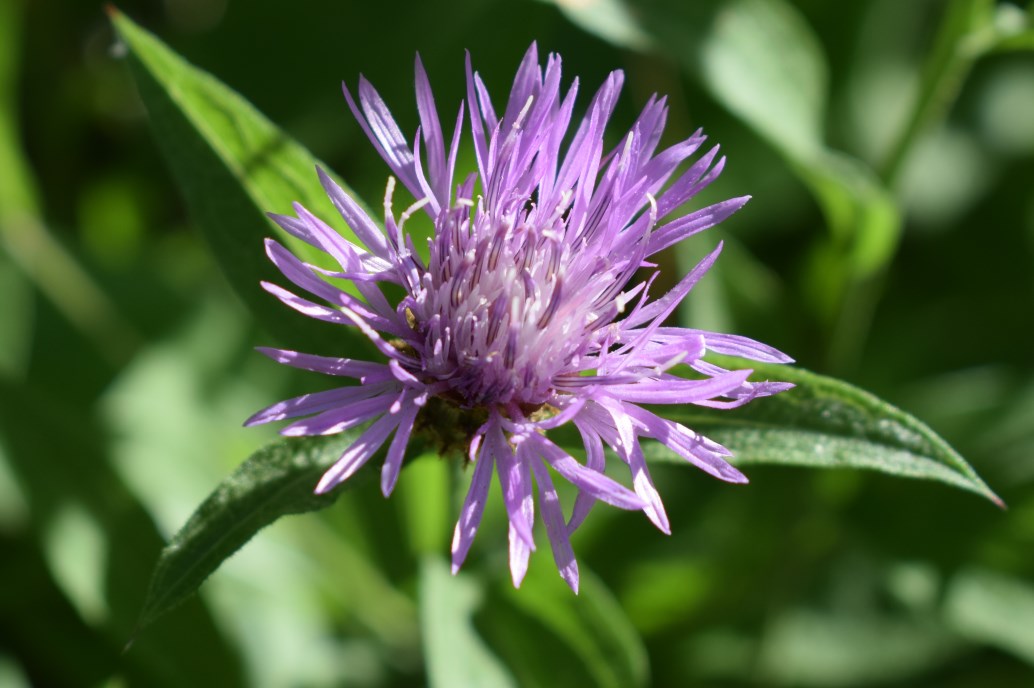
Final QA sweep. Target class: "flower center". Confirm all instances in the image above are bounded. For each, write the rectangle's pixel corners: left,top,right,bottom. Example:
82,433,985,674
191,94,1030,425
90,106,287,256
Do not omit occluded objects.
410,198,596,410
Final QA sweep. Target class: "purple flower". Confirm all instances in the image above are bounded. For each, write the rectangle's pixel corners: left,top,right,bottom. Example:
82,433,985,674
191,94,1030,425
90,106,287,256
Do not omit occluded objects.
247,44,792,592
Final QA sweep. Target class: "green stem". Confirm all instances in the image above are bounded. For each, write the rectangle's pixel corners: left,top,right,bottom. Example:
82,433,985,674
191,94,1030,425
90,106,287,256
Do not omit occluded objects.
0,0,141,366
880,0,994,189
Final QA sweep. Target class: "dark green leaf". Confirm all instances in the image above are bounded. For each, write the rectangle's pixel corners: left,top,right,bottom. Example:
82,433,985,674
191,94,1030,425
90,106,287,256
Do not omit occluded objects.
110,10,372,356
500,565,650,688
0,253,31,378
419,557,518,688
642,362,1002,506
136,433,361,632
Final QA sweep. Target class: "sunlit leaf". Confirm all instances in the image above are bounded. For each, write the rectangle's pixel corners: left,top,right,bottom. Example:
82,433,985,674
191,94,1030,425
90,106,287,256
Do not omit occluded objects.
136,433,361,632
548,0,654,51
755,608,961,686
698,0,827,158
642,362,1002,506
552,0,826,159
0,377,246,684
945,567,1034,665
986,2,1034,51
110,10,371,356
419,557,518,688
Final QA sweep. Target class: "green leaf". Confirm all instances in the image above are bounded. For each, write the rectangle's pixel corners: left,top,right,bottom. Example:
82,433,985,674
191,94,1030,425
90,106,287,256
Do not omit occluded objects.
642,362,1002,506
553,0,827,160
0,253,31,378
136,433,361,632
698,0,827,159
110,10,371,356
499,565,650,688
986,3,1034,51
755,608,961,686
945,567,1034,665
548,0,654,51
419,557,518,688
799,151,901,278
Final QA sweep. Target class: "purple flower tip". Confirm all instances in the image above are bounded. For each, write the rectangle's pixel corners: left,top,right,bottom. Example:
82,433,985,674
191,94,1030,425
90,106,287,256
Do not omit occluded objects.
249,45,792,590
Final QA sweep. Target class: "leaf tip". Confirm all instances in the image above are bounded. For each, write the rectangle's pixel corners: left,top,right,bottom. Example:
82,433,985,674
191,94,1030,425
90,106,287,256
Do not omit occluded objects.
104,3,123,21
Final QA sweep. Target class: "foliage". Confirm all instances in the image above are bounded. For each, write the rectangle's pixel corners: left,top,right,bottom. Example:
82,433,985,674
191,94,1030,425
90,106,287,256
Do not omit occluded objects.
2,0,1032,686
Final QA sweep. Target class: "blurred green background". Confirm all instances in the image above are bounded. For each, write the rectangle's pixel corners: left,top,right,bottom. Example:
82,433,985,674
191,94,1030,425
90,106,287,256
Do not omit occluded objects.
2,0,1033,685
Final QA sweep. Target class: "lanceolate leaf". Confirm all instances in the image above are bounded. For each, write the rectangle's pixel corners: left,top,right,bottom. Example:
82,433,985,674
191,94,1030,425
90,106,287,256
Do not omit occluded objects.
136,433,361,632
110,10,371,356
642,362,1002,506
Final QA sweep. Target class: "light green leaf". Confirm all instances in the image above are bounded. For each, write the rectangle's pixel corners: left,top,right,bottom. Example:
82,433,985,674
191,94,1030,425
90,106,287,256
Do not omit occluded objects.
419,557,518,688
755,608,961,686
552,0,827,160
642,362,1001,506
546,0,654,51
987,3,1034,51
110,10,371,356
945,567,1034,665
136,433,361,632
699,0,827,159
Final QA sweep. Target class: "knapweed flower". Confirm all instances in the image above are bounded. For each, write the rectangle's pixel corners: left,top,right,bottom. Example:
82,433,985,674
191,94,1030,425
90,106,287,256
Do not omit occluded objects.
247,44,792,592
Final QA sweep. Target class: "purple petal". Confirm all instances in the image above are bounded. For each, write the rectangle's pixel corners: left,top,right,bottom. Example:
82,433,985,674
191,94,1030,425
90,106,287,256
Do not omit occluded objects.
245,381,394,427
343,78,423,201
530,459,580,593
647,197,750,257
626,443,670,534
621,242,723,330
380,393,421,496
498,423,535,549
567,419,606,533
531,434,643,511
264,239,404,335
414,55,448,210
592,399,670,532
694,330,796,364
506,439,537,587
624,404,747,483
316,166,391,260
654,145,722,218
450,443,496,573
605,369,753,404
261,281,372,329
316,403,407,494
280,392,397,437
255,348,391,382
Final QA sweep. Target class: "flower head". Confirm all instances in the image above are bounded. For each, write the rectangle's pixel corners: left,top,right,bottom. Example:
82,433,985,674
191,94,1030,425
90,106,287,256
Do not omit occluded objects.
248,44,792,592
